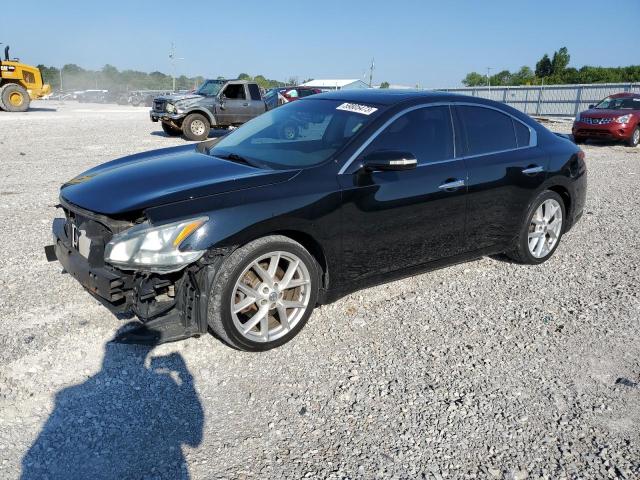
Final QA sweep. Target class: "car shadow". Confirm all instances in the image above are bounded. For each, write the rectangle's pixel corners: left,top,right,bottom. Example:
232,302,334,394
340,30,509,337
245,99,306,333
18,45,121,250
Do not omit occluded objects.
567,134,630,148
26,107,58,112
20,324,204,480
150,128,230,139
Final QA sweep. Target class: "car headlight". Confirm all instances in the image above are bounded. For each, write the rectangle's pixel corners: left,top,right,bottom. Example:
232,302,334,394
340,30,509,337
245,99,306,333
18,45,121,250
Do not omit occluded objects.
615,114,631,124
104,217,208,272
165,103,176,113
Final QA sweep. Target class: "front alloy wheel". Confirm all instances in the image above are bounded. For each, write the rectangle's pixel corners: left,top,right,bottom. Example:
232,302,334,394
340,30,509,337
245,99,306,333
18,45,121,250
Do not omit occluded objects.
230,251,311,343
628,127,640,147
208,235,319,351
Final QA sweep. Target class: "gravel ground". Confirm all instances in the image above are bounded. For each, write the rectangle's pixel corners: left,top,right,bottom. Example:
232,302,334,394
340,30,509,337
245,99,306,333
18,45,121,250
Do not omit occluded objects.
0,102,639,479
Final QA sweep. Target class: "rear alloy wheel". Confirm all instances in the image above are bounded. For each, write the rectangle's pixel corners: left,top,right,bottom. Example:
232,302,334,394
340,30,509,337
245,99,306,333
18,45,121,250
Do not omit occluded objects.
182,113,210,141
0,83,30,112
628,127,640,147
161,121,182,136
208,235,319,351
506,190,565,264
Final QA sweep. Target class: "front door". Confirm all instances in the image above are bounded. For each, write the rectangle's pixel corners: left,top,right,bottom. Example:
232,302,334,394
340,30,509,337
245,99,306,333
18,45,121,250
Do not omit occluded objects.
338,105,468,284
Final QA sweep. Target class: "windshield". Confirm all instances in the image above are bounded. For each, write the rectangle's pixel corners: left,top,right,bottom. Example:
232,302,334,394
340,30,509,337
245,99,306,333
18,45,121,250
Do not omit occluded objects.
594,96,640,110
210,99,383,169
196,80,224,97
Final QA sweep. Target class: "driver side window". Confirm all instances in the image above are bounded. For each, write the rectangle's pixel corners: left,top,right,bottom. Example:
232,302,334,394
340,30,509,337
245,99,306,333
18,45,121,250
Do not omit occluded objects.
222,84,246,100
364,106,454,165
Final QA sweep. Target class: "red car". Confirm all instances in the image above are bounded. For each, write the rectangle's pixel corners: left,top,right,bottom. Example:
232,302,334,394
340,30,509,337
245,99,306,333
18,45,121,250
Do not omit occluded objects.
278,86,322,103
572,93,640,147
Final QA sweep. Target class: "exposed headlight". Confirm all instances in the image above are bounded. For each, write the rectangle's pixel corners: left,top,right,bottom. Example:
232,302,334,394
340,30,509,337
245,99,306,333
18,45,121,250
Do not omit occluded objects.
104,217,208,272
615,114,631,124
165,103,176,113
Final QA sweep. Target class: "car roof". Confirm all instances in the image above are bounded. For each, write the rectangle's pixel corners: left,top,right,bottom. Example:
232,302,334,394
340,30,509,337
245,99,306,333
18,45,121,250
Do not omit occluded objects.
308,88,465,106
609,92,640,99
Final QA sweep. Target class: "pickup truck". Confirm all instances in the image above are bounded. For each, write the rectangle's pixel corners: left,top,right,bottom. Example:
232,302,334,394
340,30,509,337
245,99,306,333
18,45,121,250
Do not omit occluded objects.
150,79,268,140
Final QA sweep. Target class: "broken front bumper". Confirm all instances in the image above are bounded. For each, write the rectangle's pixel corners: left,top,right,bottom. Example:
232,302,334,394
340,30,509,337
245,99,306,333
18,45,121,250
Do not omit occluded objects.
46,217,213,344
149,110,184,123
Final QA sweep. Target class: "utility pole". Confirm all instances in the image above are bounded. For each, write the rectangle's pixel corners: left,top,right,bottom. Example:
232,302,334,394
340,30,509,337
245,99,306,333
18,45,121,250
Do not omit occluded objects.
59,66,63,92
486,67,493,87
368,58,375,88
169,42,184,91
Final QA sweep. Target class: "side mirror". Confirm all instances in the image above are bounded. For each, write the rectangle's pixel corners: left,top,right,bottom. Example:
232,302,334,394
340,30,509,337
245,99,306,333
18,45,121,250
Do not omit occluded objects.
588,104,595,109
361,151,417,172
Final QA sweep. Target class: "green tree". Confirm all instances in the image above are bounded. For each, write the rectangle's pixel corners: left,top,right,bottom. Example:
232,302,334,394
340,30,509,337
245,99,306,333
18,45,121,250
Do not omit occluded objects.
379,81,390,89
551,47,570,75
511,66,535,85
490,70,512,86
462,71,486,86
238,73,251,80
535,54,553,78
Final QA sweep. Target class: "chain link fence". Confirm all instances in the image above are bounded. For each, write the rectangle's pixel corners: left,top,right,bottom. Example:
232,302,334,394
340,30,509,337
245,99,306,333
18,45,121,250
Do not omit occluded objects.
436,83,640,117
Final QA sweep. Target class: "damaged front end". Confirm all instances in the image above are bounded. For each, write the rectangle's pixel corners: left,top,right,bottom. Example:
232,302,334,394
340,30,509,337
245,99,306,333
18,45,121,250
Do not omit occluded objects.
45,199,225,345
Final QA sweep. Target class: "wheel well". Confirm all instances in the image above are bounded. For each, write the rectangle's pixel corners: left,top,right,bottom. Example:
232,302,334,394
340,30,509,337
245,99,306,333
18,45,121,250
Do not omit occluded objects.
185,110,215,126
548,185,571,216
273,230,329,289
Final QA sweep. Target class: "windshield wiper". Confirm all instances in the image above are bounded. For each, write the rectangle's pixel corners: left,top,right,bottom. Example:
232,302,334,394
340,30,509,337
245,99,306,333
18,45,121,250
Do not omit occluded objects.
213,152,257,167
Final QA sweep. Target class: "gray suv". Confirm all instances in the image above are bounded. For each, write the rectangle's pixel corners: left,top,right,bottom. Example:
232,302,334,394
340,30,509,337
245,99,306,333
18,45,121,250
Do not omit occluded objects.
150,79,268,140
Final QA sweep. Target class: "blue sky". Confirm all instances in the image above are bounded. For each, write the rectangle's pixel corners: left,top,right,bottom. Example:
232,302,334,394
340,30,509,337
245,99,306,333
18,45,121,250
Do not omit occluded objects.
8,0,640,87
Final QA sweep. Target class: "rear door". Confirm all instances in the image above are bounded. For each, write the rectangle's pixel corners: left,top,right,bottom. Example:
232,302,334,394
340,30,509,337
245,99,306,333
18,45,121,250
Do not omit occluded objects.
338,105,468,283
453,104,546,251
218,83,251,124
246,83,266,118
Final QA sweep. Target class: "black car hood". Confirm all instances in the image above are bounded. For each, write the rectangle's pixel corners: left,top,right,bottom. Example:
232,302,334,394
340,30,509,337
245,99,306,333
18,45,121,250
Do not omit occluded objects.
60,144,298,216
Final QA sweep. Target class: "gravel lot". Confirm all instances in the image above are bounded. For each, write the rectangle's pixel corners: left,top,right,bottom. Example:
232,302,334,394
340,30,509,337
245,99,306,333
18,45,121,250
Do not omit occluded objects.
0,102,639,479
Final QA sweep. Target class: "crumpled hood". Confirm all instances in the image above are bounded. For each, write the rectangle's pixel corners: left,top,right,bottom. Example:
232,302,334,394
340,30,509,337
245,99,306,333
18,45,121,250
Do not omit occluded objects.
157,93,209,106
60,144,298,216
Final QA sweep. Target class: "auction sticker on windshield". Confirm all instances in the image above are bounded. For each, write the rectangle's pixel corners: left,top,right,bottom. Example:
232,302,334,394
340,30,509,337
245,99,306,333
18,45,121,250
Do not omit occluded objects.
336,103,378,115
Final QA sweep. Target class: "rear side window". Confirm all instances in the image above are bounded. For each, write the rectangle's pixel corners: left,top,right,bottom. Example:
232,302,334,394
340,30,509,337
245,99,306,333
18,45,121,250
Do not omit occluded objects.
364,106,454,165
513,119,530,147
458,106,517,156
248,83,261,101
223,84,246,100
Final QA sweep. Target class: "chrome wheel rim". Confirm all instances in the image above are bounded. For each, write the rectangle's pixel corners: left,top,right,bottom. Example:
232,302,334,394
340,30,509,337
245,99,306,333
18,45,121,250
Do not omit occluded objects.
190,119,206,136
528,199,562,258
633,129,639,145
230,251,311,343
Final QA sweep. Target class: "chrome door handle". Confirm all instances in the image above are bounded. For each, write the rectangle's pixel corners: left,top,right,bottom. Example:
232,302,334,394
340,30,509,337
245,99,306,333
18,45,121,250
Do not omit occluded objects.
438,179,465,191
522,165,544,175
242,103,249,106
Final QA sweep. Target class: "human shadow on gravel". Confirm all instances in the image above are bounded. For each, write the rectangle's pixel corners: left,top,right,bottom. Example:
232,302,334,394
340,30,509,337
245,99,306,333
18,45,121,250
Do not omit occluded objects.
21,327,204,480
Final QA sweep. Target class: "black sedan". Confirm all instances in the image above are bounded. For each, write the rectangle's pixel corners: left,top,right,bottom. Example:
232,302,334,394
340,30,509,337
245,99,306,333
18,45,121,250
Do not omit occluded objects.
46,90,587,351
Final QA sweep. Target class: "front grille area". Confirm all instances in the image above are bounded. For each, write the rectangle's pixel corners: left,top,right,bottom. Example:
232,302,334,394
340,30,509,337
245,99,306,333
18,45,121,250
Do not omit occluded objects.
62,207,114,267
582,117,613,125
153,100,165,112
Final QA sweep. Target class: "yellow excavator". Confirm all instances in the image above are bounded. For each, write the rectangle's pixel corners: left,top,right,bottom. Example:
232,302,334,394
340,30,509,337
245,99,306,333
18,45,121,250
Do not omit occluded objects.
0,44,51,111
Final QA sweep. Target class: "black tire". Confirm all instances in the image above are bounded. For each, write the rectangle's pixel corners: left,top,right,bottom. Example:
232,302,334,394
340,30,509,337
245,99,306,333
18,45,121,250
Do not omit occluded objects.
207,235,320,351
628,127,640,147
161,121,182,136
506,190,566,265
182,113,210,141
1,83,30,112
